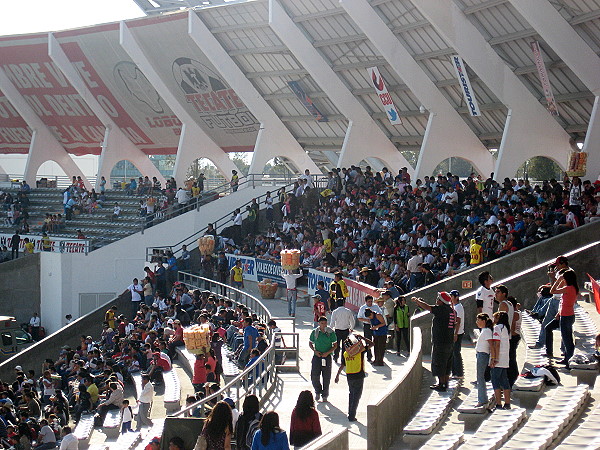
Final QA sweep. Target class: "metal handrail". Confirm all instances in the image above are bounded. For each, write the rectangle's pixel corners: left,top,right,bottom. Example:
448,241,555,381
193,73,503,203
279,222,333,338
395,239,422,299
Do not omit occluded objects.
173,272,276,416
145,174,329,260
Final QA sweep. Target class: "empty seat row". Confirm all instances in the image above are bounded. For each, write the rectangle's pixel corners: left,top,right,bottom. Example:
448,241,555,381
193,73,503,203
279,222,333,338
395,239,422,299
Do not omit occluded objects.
115,430,142,449
73,413,95,445
514,313,548,392
461,407,526,450
421,433,464,450
457,382,495,414
404,380,461,435
556,401,600,449
133,419,165,450
502,384,589,450
163,369,182,412
102,408,123,439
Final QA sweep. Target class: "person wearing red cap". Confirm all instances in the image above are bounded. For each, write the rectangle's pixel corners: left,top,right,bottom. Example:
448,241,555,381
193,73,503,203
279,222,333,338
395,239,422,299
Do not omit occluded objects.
145,352,171,383
413,292,456,391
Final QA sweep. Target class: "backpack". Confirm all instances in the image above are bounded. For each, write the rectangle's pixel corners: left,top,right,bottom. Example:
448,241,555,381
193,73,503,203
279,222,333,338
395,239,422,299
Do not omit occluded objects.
245,412,262,448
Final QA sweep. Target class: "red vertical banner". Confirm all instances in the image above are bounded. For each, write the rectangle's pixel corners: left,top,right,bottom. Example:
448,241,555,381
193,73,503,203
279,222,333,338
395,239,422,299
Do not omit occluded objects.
531,41,559,117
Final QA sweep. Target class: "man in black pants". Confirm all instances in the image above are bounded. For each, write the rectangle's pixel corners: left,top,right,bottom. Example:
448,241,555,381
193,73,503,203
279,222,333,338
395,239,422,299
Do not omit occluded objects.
330,299,356,363
357,295,382,362
10,230,19,260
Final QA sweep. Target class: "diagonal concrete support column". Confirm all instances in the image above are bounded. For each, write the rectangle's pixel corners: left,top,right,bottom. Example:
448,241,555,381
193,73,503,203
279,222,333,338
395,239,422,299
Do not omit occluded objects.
188,12,319,175
414,0,571,179
269,0,414,175
119,21,239,185
0,67,92,188
507,0,600,179
48,33,166,189
340,0,494,178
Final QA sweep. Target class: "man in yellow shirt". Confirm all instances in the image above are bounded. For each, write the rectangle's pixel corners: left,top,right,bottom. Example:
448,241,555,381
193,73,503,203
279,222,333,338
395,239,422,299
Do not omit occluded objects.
469,237,483,266
329,272,349,311
230,259,244,301
335,334,373,421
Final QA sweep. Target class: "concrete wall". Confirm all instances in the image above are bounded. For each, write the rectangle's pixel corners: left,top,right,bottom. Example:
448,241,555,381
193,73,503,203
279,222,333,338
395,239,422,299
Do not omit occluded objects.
0,254,41,325
408,221,600,353
367,328,423,450
0,292,130,382
305,427,349,450
38,184,274,333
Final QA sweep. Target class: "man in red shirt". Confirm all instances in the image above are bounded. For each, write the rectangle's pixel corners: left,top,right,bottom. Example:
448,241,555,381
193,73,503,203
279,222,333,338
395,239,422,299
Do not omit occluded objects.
145,352,171,383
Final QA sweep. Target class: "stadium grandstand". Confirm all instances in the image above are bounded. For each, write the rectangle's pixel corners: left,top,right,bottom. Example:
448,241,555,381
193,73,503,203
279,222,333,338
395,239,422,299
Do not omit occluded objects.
0,0,600,449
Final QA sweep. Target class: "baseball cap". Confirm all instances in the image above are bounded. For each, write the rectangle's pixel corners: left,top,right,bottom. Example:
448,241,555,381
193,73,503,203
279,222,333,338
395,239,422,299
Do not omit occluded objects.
555,255,568,265
375,297,385,303
449,290,460,297
381,290,393,297
149,437,161,444
222,397,235,408
311,294,322,299
438,292,452,304
360,267,369,272
14,365,22,371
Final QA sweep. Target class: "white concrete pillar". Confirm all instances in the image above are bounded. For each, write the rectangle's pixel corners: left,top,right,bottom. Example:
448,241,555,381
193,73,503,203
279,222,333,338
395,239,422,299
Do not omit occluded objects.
339,0,494,178
414,0,571,179
188,12,319,175
582,96,600,180
119,21,239,186
0,67,92,188
508,0,600,96
268,0,414,175
48,33,166,189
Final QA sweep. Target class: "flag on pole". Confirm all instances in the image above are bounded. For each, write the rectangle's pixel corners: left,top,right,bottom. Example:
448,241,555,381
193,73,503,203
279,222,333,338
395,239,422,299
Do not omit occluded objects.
531,41,559,116
586,273,600,315
367,66,402,125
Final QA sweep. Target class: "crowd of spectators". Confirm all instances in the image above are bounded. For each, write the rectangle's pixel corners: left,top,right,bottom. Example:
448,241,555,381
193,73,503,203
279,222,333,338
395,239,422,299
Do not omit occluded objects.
1,181,32,234
218,167,600,294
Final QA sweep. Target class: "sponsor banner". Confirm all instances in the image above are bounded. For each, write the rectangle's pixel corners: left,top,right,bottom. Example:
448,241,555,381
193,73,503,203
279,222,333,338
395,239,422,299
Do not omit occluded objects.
345,278,381,312
55,25,181,154
530,41,559,117
225,253,257,282
451,55,481,117
368,66,402,125
0,91,31,153
287,81,328,122
0,36,105,155
307,269,335,296
127,14,260,152
255,258,285,284
307,269,380,312
0,233,89,254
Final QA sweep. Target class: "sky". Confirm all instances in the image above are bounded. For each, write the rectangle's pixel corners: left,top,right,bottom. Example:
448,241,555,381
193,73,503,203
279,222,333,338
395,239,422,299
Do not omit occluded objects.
0,0,144,36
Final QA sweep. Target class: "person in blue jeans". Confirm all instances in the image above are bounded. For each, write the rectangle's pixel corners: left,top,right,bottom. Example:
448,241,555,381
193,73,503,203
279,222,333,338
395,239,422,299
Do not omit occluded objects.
282,269,303,317
475,313,494,406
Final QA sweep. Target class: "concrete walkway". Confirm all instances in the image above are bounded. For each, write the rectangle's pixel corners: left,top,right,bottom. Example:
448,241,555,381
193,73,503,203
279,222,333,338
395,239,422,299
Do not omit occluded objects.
243,283,410,450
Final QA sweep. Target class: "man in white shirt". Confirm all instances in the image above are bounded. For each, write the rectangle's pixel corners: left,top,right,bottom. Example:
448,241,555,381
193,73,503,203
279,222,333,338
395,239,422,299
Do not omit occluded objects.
136,374,154,430
300,169,314,189
475,271,495,318
282,268,303,317
110,202,122,222
357,295,383,362
406,249,423,291
29,312,41,341
451,290,465,378
59,426,78,450
126,278,143,319
175,187,189,207
330,299,355,363
36,419,57,449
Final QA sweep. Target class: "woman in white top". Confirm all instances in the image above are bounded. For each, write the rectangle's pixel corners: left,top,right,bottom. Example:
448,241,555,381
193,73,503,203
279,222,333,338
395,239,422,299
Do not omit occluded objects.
490,311,511,409
475,314,494,407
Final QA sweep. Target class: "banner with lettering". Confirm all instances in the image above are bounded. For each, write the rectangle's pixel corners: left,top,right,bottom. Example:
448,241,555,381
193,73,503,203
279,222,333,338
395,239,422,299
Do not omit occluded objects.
530,41,559,117
0,90,31,153
0,35,105,155
368,66,402,125
0,233,89,253
225,253,257,282
307,269,380,312
55,24,180,154
255,258,285,284
126,13,260,152
288,81,328,122
451,55,481,117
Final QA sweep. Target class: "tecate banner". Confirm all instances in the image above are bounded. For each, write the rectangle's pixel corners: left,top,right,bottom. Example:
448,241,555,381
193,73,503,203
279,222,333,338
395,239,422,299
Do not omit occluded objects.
225,253,257,282
451,55,481,117
530,41,559,117
367,66,402,125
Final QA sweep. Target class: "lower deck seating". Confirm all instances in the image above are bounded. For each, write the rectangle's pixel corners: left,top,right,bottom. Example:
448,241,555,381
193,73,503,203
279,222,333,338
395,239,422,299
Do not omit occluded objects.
404,380,461,435
163,369,181,412
133,419,165,450
556,401,600,449
502,384,589,450
514,313,548,392
114,430,141,449
461,407,526,450
421,433,464,450
457,382,495,414
102,409,122,439
73,413,95,446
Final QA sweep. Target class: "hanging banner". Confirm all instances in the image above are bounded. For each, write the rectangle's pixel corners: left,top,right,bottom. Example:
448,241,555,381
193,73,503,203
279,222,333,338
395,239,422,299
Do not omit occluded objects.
451,55,481,117
288,81,328,122
225,253,257,282
530,41,559,117
367,66,402,125
0,233,89,254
